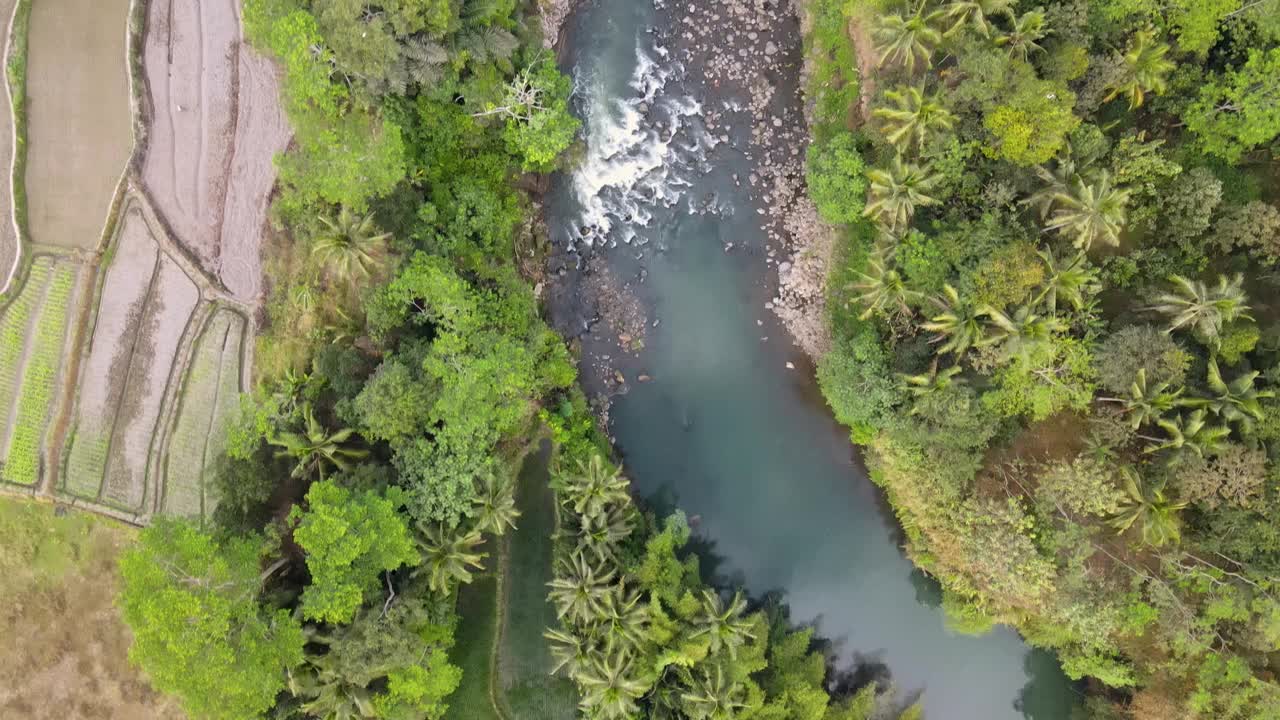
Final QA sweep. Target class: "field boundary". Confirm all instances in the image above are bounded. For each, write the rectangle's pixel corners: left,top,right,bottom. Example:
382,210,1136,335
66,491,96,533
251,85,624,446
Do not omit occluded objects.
0,0,25,298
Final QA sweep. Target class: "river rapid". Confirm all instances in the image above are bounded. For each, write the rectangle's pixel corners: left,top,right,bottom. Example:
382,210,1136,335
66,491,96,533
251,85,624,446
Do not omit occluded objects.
544,1,1081,717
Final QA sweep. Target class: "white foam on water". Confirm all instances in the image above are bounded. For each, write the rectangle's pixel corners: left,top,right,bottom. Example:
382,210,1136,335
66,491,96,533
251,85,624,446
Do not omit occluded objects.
566,38,711,250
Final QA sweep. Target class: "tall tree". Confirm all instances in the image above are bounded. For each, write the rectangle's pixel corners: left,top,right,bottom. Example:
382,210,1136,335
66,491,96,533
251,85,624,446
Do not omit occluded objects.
1204,358,1273,431
1033,249,1099,315
692,590,756,660
851,242,920,320
292,481,420,624
118,520,305,720
1110,469,1188,547
1184,48,1280,162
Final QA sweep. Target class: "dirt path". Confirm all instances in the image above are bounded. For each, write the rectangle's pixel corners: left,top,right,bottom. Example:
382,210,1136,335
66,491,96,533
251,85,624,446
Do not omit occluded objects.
24,0,133,250
141,0,291,302
848,16,877,123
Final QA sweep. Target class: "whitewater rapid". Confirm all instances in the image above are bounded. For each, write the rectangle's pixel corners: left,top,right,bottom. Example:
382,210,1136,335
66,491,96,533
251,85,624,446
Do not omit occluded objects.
565,40,720,250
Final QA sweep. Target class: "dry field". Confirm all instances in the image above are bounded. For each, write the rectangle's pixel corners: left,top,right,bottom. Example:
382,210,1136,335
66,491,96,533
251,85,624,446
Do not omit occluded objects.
23,0,132,251
142,0,291,302
0,496,184,720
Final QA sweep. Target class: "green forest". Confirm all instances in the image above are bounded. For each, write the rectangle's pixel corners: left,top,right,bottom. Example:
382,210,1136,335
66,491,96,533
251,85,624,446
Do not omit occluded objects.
806,0,1280,715
114,1,917,719
111,0,1280,718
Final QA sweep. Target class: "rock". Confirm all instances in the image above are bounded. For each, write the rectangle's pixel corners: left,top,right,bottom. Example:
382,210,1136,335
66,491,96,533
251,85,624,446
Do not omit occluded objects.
765,41,778,55
638,374,652,382
785,361,795,369
778,261,792,273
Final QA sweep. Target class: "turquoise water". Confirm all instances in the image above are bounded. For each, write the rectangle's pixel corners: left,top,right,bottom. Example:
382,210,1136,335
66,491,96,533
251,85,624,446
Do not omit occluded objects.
547,1,1080,717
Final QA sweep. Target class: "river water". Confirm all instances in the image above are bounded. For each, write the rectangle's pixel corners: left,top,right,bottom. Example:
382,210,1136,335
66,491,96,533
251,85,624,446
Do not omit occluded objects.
545,1,1080,717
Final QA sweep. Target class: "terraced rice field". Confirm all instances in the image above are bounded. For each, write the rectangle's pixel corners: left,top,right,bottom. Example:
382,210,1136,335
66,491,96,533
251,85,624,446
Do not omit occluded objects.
62,204,200,512
0,255,82,486
161,307,245,519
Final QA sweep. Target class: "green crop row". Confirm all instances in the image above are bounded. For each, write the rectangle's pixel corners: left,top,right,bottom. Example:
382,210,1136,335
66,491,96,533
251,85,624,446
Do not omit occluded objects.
2,261,75,485
163,310,244,519
0,257,51,427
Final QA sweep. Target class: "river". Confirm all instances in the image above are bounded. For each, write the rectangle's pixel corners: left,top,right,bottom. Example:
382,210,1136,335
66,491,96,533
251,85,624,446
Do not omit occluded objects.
545,1,1081,717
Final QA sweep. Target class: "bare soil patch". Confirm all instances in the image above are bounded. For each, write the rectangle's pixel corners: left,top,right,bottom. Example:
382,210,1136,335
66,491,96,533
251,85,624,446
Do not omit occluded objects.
62,205,200,512
141,0,290,302
0,496,183,720
24,0,132,250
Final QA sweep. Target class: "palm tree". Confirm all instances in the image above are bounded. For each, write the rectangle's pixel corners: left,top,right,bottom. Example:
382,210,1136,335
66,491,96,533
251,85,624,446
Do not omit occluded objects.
922,285,988,356
1025,158,1081,221
1147,409,1231,460
545,626,596,677
313,207,391,286
1111,368,1195,430
872,85,955,155
414,523,487,593
599,583,650,652
681,664,748,720
874,3,945,73
576,649,650,720
268,403,369,480
692,590,756,660
1149,274,1251,346
559,454,631,521
1110,469,1188,547
288,657,379,719
1033,249,1099,315
472,471,520,536
1105,29,1175,109
576,502,635,564
548,551,616,626
980,305,1065,361
941,0,1015,36
863,158,941,232
850,242,920,320
994,10,1049,62
1204,357,1273,430
1043,171,1130,251
898,362,965,404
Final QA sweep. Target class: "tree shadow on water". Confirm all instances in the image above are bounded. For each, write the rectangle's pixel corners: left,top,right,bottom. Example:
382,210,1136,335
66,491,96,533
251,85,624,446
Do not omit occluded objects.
1015,648,1084,720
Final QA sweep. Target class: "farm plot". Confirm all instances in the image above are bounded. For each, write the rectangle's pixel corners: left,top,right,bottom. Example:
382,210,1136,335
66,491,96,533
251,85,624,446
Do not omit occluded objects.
62,205,199,512
0,255,83,486
24,0,133,251
141,0,291,301
161,307,245,520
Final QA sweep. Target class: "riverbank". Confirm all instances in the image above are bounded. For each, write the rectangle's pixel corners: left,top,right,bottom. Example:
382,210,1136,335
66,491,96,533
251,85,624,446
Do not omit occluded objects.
541,0,1080,715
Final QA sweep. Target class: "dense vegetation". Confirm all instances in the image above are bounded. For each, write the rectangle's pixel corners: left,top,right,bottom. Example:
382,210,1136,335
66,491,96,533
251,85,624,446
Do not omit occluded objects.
116,2,922,719
118,1,580,718
805,0,1280,715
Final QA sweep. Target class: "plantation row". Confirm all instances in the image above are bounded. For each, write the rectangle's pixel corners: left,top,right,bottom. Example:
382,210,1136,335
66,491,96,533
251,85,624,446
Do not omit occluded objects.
0,255,80,486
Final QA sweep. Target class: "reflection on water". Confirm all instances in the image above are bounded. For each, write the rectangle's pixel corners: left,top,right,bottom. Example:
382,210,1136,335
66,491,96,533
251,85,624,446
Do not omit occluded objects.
547,0,1081,717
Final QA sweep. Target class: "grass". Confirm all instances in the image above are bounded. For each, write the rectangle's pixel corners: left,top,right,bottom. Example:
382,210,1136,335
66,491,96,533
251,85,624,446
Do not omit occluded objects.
447,573,503,720
497,448,578,720
0,496,182,718
162,309,244,519
805,0,862,139
1,259,74,485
